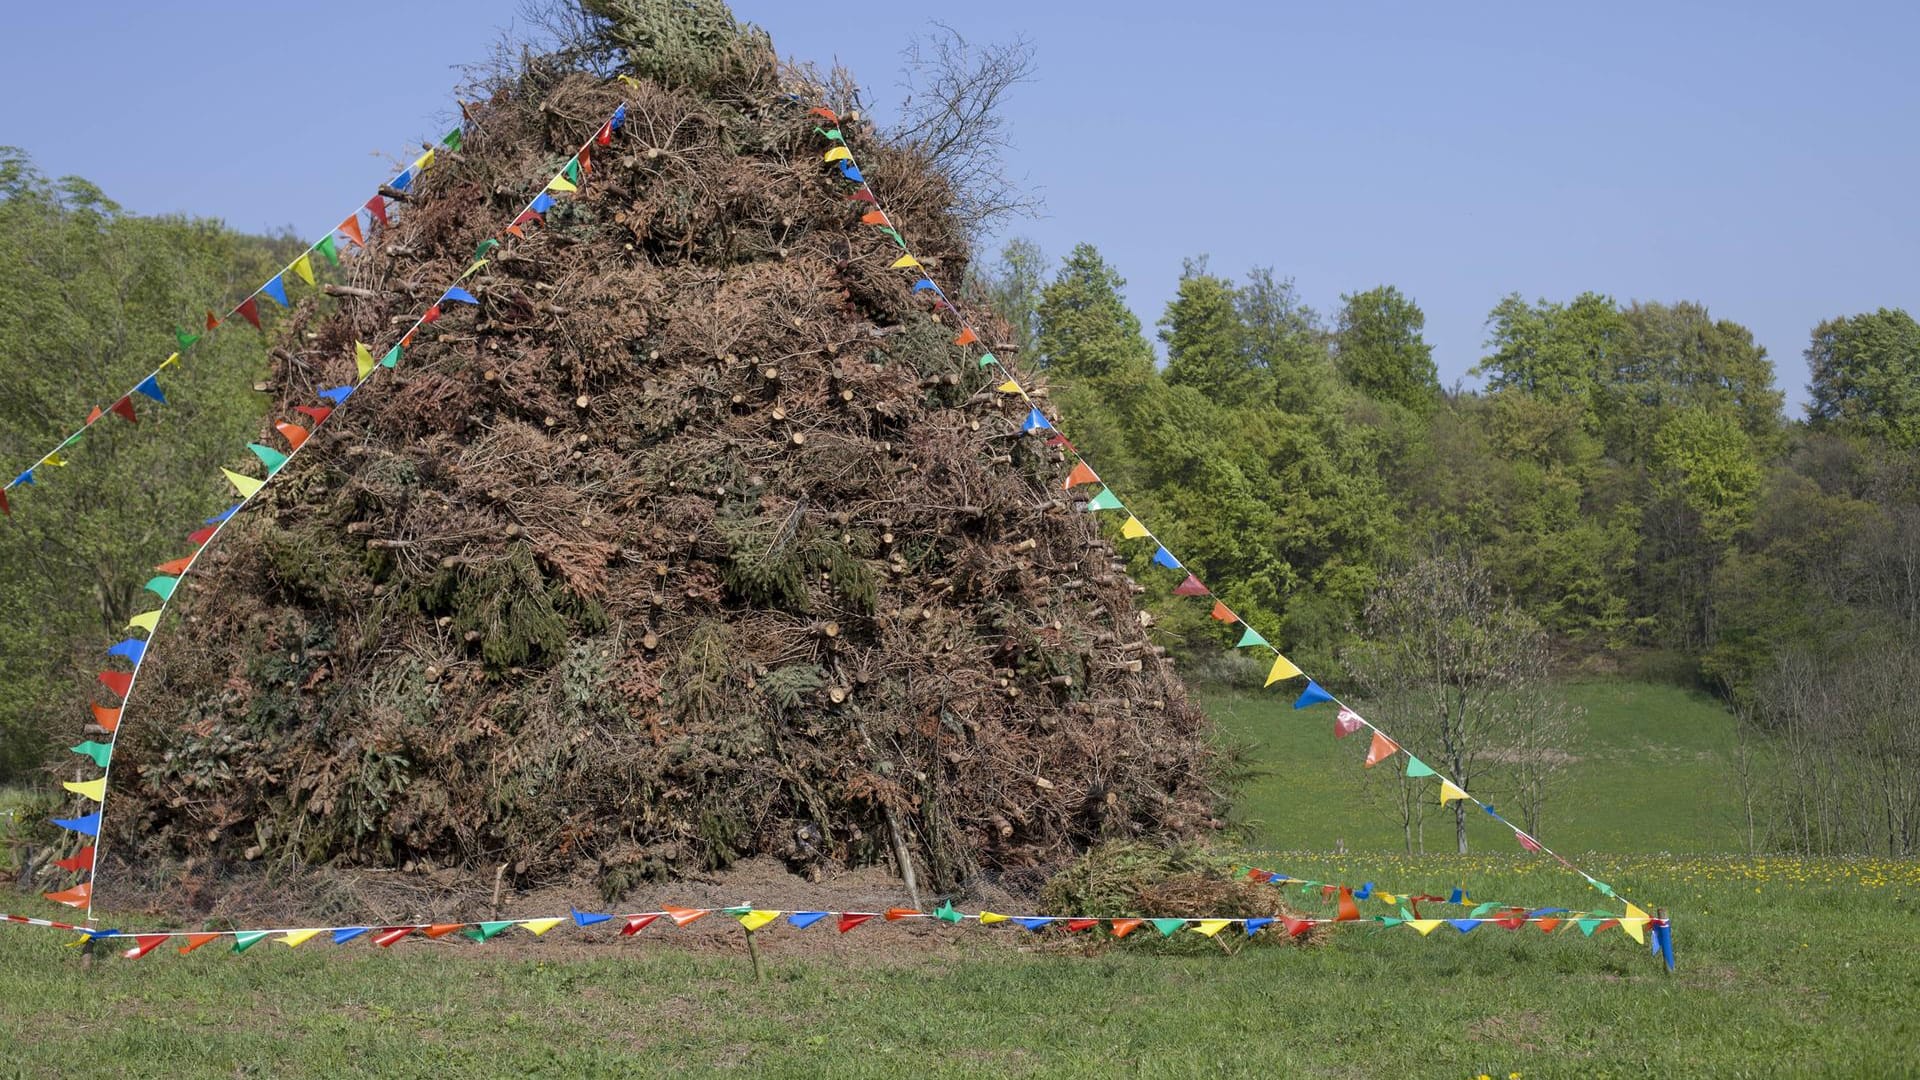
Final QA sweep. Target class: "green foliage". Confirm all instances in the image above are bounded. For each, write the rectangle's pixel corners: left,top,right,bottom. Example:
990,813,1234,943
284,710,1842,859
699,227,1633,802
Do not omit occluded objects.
1805,307,1920,445
1160,262,1268,408
1332,285,1438,414
579,0,769,91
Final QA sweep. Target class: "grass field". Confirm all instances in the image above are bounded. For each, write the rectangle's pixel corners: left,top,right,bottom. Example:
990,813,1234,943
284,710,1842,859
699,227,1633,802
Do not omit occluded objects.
2,680,1915,1077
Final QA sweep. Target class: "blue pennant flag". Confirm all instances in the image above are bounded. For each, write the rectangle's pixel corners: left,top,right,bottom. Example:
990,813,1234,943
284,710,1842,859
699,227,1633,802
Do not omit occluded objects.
1293,680,1335,709
1013,917,1054,932
318,386,354,404
911,278,938,293
107,639,145,664
442,287,479,305
1353,882,1373,901
571,908,614,927
1152,546,1181,570
1447,919,1480,934
1448,889,1465,905
611,104,627,130
839,162,864,183
260,275,289,308
389,169,413,193
1483,803,1499,816
787,911,829,929
333,927,371,944
530,192,555,214
134,375,166,404
1022,408,1051,433
14,469,34,487
206,504,241,525
1529,907,1568,917
53,812,101,836
1244,917,1273,935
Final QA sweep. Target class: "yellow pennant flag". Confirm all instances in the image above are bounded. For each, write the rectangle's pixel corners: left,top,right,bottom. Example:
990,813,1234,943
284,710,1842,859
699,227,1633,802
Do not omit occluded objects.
222,469,264,500
355,342,376,381
519,918,564,936
978,911,1009,925
1409,919,1444,936
1120,516,1150,540
127,610,161,634
996,380,1022,394
414,148,435,173
738,910,780,932
461,259,488,280
1264,653,1303,686
290,253,315,286
546,175,578,194
1625,902,1649,922
1377,892,1397,905
160,352,181,369
45,452,66,467
1618,917,1648,945
823,146,852,163
63,778,107,802
1439,780,1470,805
1190,919,1232,938
890,254,920,270
279,929,321,948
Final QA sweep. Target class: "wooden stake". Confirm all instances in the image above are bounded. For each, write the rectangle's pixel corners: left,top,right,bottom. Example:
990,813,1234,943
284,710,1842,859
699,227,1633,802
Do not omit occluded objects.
744,927,765,982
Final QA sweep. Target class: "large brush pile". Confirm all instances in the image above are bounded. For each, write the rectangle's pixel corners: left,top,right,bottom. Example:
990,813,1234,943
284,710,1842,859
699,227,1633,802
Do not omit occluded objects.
108,26,1221,903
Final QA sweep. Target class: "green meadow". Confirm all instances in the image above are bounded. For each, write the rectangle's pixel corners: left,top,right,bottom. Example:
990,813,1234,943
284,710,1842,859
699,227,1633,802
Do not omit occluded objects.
2,680,1914,1078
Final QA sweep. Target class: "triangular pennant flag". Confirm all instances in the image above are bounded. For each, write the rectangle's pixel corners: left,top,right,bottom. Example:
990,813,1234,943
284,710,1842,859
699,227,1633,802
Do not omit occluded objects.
996,379,1022,394
295,405,332,425
443,286,479,305
1064,462,1099,489
421,305,443,325
860,210,888,226
318,386,354,404
738,910,780,932
62,778,106,803
1108,918,1144,938
413,148,435,172
890,254,920,270
786,911,829,929
43,882,91,907
222,469,264,500
188,526,217,546
1236,626,1268,649
98,670,133,698
333,927,373,944
247,444,288,474
978,352,999,368
596,121,613,147
878,227,906,248
290,253,315,286
954,327,979,347
235,296,261,328
1120,516,1150,540
933,902,963,925
355,342,376,380
1191,919,1233,938
1265,654,1303,686
884,908,921,921
1151,918,1187,938
461,921,513,942
154,556,192,576
661,906,708,927
572,908,614,928
1064,918,1099,933
837,913,876,933
1282,916,1315,938
810,106,839,122
90,705,121,733
849,188,878,205
123,934,171,959
1338,886,1361,922
107,638,146,663
519,918,564,936
12,468,33,487
423,924,465,939
1516,831,1543,852
134,375,166,404
443,124,464,150
109,396,138,424
618,915,659,936
1244,917,1274,935
275,423,310,450
546,175,578,194
1013,917,1054,932
1447,919,1480,934
259,275,289,308
1086,487,1123,512
175,326,200,351
1408,918,1445,936
1152,546,1182,570
279,929,322,948
911,278,937,294
55,845,97,873
1439,779,1470,804
1364,731,1399,768
372,927,415,948
1022,408,1052,433
1405,756,1437,778
823,146,852,163
178,932,222,955
316,234,339,265
339,216,365,248
1293,680,1335,709
1335,707,1366,738
365,196,390,228
978,912,1008,925
1173,574,1210,597
1210,601,1235,622
839,162,865,183
231,931,270,953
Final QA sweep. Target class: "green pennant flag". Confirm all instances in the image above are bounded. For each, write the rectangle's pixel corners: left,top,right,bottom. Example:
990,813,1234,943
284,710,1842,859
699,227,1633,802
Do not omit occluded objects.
1234,626,1268,649
381,345,402,369
1150,918,1187,938
1591,879,1616,897
878,227,906,248
474,238,500,261
1404,756,1436,778
70,741,112,768
442,126,464,151
231,931,270,953
1399,906,1416,923
247,444,288,474
316,234,339,266
462,921,515,942
815,126,844,142
977,352,999,369
934,901,963,925
1468,901,1500,918
1576,913,1615,937
717,905,752,918
565,158,581,184
1379,916,1403,928
175,327,200,352
144,575,179,601
1086,487,1123,512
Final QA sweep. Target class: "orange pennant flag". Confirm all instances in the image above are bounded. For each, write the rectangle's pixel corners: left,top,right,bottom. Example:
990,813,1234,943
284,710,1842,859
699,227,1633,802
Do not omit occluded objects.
339,216,365,248
860,210,889,226
1063,461,1099,489
43,882,91,908
90,703,121,733
664,906,709,927
883,907,921,921
154,556,193,575
423,923,465,939
1210,601,1235,623
1363,730,1399,768
1108,918,1144,939
1337,886,1361,922
178,932,222,955
276,422,310,450
810,107,839,123
953,327,978,347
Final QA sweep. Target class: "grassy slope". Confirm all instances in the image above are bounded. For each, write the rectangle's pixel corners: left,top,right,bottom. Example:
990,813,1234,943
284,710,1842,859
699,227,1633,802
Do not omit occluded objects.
4,679,1914,1077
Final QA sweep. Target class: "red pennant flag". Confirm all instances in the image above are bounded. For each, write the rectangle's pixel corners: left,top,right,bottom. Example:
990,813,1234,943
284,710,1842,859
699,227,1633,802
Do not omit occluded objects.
1064,461,1099,489
205,311,221,331
372,927,414,948
1334,707,1366,739
98,670,133,698
1516,832,1542,852
620,914,659,936
1363,730,1398,768
423,923,464,939
178,932,222,955
421,305,443,325
1497,907,1528,931
883,907,920,921
595,122,612,147
43,882,91,908
663,906,708,927
1064,918,1098,933
294,405,332,425
848,188,877,205
860,210,889,226
188,526,217,547
154,556,193,575
1172,574,1209,597
810,107,839,122
55,846,95,873
339,216,365,248
1045,433,1072,450
90,704,120,733
0,489,8,517
365,196,389,228
1337,888,1361,922
1210,601,1235,622
123,934,170,959
1595,918,1620,934
837,913,876,933
109,396,138,424
1282,916,1314,938
275,422,310,450
578,146,591,177
234,296,261,329
953,327,978,347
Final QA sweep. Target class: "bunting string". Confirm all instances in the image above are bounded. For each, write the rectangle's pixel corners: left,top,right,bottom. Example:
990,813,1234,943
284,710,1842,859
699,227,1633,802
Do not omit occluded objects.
0,126,475,516
803,108,1662,947
47,105,629,921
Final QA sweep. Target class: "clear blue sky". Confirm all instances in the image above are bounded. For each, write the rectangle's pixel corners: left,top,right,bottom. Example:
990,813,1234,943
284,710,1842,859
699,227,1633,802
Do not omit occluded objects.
6,2,1916,408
